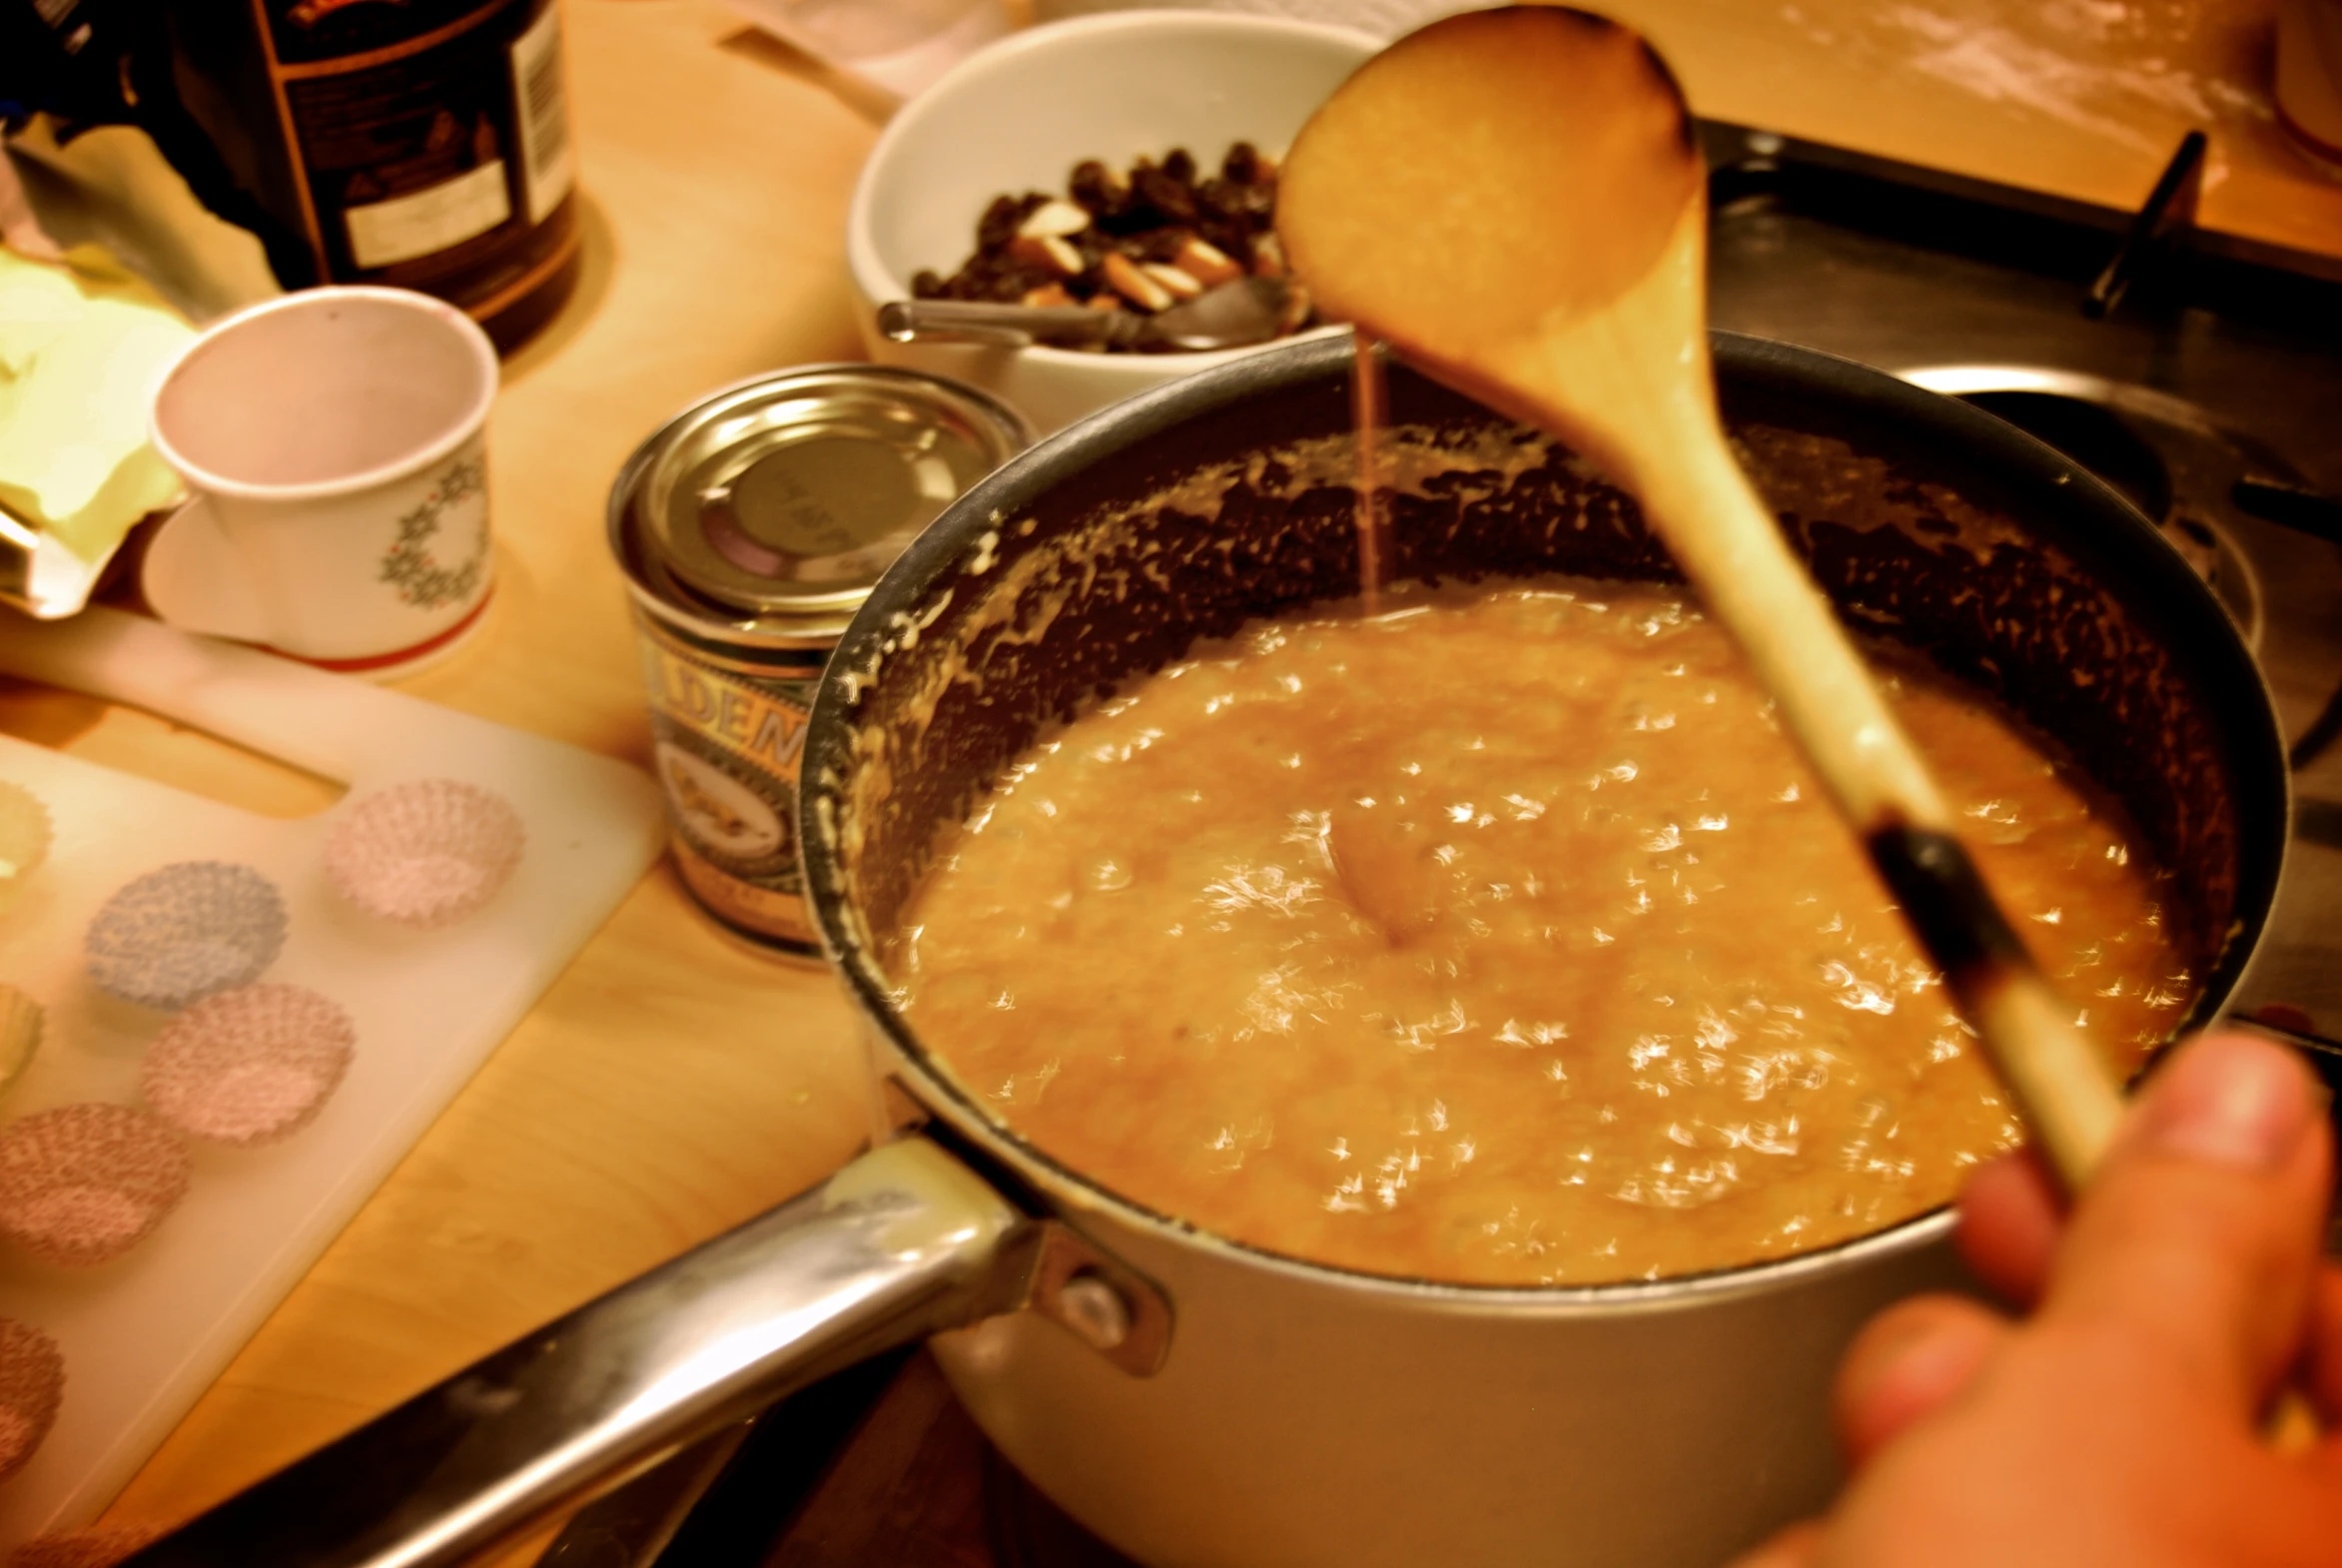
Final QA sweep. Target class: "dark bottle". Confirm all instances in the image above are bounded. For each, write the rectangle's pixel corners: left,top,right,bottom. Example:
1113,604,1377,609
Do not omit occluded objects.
146,0,583,346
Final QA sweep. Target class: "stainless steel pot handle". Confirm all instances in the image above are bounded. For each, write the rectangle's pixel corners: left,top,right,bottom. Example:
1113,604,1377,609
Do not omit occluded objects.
122,1138,1167,1568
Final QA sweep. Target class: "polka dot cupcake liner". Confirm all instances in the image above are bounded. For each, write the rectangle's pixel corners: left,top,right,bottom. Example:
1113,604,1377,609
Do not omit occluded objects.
143,984,355,1147
86,862,287,1010
326,780,524,930
0,1105,191,1267
0,1317,63,1484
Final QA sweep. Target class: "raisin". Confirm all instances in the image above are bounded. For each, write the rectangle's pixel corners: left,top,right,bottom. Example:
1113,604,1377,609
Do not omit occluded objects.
1130,165,1198,227
1222,141,1265,185
1000,262,1055,299
1134,228,1188,265
1197,216,1253,265
1163,147,1196,185
1069,160,1129,225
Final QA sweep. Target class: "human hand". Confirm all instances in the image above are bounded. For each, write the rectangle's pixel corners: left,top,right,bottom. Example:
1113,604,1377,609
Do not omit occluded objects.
1736,1029,2342,1568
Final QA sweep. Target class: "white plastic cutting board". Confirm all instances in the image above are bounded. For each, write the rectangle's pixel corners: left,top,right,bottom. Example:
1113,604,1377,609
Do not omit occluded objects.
0,606,665,1552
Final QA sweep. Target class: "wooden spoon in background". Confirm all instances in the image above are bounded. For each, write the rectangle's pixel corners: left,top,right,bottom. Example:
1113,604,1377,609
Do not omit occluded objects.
1276,5,2126,1192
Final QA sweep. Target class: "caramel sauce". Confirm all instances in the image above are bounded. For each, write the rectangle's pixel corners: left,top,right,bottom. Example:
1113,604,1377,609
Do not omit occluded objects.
894,581,2188,1285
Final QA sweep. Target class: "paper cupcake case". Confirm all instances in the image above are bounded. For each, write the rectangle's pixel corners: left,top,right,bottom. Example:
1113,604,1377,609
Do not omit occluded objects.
0,605,661,1556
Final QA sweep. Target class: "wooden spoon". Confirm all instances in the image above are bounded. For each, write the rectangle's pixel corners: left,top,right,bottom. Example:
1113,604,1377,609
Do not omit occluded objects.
1276,5,2124,1190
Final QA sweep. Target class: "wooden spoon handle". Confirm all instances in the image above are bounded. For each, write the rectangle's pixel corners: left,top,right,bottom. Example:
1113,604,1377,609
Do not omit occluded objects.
1637,384,2312,1439
1630,422,1954,834
1866,826,2126,1185
1625,388,2124,1189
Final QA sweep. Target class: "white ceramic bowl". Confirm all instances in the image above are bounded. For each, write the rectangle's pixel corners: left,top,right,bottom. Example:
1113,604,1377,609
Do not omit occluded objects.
846,10,1378,435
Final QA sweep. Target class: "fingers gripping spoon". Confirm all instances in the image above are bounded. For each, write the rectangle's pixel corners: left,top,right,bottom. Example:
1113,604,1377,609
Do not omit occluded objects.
1276,5,2126,1191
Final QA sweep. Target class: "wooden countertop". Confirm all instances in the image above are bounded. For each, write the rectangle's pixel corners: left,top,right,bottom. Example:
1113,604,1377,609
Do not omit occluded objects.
11,0,2339,1556
1608,0,2342,264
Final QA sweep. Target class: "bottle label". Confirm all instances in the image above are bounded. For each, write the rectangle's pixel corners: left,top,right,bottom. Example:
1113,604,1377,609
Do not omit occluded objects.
507,3,574,225
255,0,577,310
344,157,510,267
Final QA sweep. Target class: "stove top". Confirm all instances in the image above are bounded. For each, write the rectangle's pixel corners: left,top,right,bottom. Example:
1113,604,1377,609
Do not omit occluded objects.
1697,120,2342,1070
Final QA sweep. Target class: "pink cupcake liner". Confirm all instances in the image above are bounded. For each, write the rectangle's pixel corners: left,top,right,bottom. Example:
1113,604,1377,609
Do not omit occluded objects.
0,1317,64,1484
0,1106,191,1267
326,780,524,930
85,863,287,1010
143,984,355,1147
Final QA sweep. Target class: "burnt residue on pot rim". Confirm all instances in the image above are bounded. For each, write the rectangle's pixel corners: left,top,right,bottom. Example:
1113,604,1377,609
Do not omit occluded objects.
797,331,2292,1309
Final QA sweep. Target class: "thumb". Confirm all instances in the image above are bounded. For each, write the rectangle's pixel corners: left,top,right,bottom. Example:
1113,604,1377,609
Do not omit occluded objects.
2040,1030,2333,1414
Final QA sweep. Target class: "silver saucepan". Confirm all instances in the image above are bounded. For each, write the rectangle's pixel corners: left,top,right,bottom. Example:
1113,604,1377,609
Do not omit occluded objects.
131,334,2287,1568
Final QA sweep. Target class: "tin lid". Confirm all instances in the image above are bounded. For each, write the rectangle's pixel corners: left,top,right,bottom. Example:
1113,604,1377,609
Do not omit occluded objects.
624,366,1031,632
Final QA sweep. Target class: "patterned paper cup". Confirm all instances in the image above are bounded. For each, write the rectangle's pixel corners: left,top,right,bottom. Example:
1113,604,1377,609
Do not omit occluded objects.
144,287,499,674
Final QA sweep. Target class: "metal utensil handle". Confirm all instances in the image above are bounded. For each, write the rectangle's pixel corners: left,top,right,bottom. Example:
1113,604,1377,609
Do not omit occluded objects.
124,1141,1030,1568
877,299,1133,349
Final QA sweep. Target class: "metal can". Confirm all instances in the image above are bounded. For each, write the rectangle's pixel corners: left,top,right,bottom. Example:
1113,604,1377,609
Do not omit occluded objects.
608,366,1033,955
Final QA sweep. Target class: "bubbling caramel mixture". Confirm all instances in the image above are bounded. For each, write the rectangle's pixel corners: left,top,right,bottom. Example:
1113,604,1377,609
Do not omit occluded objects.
895,581,2191,1285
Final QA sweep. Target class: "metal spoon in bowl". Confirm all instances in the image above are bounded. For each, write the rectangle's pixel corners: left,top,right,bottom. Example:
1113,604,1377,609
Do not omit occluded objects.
878,276,1300,354
1277,6,2126,1192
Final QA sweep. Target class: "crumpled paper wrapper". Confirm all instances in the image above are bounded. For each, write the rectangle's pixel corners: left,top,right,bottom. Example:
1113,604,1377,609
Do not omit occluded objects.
0,244,191,564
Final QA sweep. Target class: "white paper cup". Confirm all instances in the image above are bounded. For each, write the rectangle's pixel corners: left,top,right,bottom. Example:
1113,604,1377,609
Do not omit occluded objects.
145,286,499,672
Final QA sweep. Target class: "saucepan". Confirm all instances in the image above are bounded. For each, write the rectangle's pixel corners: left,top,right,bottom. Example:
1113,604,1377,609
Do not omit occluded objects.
135,334,2287,1568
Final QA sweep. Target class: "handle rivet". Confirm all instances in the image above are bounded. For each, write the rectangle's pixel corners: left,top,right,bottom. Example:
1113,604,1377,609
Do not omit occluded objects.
1057,1272,1133,1351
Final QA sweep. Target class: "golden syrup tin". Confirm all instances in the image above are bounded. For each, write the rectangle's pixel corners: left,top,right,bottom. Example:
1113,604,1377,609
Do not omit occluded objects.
610,366,1032,953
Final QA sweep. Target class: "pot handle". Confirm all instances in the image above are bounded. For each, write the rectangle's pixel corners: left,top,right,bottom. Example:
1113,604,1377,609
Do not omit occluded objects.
124,1139,1065,1568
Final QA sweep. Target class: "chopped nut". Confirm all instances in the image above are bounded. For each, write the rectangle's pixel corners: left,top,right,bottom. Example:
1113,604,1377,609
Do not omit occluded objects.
1250,232,1287,279
1022,282,1077,309
1171,236,1242,288
1103,252,1174,312
1018,200,1093,240
1009,233,1085,277
1142,263,1205,301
